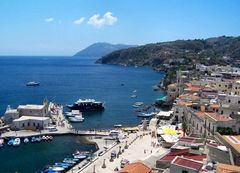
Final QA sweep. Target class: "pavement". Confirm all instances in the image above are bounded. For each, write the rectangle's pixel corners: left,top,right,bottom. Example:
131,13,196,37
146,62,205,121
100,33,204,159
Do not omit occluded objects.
68,131,166,173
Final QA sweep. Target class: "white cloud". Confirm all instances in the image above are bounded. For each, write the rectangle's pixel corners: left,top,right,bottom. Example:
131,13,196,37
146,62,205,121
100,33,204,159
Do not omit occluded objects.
88,12,117,28
45,17,54,23
73,17,85,25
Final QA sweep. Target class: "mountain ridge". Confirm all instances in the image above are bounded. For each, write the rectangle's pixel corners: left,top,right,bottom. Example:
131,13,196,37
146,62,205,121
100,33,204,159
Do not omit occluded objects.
74,42,136,58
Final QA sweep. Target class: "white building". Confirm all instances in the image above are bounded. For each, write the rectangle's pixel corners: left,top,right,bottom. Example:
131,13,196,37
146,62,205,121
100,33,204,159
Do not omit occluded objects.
3,106,19,125
12,116,51,130
17,104,49,117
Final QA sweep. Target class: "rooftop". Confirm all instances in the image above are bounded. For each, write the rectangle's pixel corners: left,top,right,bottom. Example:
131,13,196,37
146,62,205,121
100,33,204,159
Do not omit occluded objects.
222,135,240,153
171,156,203,171
217,163,240,173
13,116,50,122
195,111,205,120
205,112,232,122
18,104,45,110
119,162,151,173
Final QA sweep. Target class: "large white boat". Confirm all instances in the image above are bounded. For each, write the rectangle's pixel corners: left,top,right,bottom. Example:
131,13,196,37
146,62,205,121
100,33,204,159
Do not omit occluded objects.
69,115,84,122
68,110,84,122
65,110,81,117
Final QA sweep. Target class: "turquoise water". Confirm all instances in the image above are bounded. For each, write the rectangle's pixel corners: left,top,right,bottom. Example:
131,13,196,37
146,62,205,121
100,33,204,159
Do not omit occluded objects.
0,56,165,172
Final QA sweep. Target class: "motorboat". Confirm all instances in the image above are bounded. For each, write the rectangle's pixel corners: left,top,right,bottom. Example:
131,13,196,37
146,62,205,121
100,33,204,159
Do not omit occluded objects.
65,110,82,117
23,138,29,143
130,94,137,98
133,89,137,93
7,139,14,146
26,81,40,86
137,112,155,117
114,124,122,128
73,154,87,159
132,102,144,108
0,138,4,147
54,162,72,168
69,115,84,122
13,138,21,147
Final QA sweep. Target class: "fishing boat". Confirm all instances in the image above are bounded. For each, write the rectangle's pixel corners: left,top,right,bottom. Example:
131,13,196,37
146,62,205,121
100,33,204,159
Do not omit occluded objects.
13,138,21,147
0,138,4,147
7,139,14,146
26,81,40,86
137,112,155,117
23,138,29,143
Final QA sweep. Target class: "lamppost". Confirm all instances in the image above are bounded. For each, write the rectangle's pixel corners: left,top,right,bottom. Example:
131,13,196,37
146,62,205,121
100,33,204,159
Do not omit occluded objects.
102,159,106,168
93,165,96,173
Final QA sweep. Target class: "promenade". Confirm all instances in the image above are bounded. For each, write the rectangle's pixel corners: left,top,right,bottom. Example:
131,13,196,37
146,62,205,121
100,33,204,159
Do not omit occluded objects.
68,131,167,173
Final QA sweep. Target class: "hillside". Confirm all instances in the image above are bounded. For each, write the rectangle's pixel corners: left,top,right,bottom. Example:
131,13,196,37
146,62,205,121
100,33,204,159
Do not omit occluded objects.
96,36,240,70
74,42,136,58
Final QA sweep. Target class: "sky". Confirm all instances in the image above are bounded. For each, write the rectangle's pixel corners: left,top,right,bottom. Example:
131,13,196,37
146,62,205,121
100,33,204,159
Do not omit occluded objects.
0,0,240,56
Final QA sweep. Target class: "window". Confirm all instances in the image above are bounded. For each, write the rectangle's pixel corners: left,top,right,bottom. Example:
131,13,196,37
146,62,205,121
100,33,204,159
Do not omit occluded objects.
221,110,224,114
228,100,231,103
238,100,240,104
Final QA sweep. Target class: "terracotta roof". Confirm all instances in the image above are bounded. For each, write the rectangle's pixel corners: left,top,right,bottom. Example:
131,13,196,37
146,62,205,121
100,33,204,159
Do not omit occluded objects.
222,135,240,153
210,103,220,109
195,111,205,119
159,148,206,162
205,112,232,122
184,83,202,92
119,162,151,173
171,156,203,171
217,163,240,173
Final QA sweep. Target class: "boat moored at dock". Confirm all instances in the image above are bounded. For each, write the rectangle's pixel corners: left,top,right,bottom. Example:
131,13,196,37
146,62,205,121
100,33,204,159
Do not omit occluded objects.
67,99,104,112
13,138,21,147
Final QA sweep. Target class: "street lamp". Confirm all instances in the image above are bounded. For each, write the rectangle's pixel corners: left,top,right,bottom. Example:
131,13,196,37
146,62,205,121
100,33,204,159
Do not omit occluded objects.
102,159,106,168
93,165,96,173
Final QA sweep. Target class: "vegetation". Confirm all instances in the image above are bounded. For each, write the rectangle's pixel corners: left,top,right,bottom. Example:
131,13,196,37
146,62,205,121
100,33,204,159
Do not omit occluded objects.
217,127,237,135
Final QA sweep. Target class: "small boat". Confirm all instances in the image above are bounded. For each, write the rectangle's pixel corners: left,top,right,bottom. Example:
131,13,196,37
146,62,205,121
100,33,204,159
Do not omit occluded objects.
69,115,84,122
8,139,14,146
26,81,40,86
73,154,87,159
130,95,137,98
50,166,65,172
23,138,29,143
54,163,72,168
133,90,137,93
13,138,21,147
62,160,76,164
0,139,4,147
138,112,155,117
114,124,122,128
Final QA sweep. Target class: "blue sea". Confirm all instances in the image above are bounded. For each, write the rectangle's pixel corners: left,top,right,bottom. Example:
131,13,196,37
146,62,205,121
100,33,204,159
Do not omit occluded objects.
0,56,165,172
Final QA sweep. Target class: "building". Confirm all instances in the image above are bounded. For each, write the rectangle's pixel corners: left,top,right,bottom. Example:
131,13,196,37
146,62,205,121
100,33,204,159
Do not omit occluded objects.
219,135,240,166
17,104,49,117
3,106,19,125
204,112,234,136
12,116,51,130
170,156,203,173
